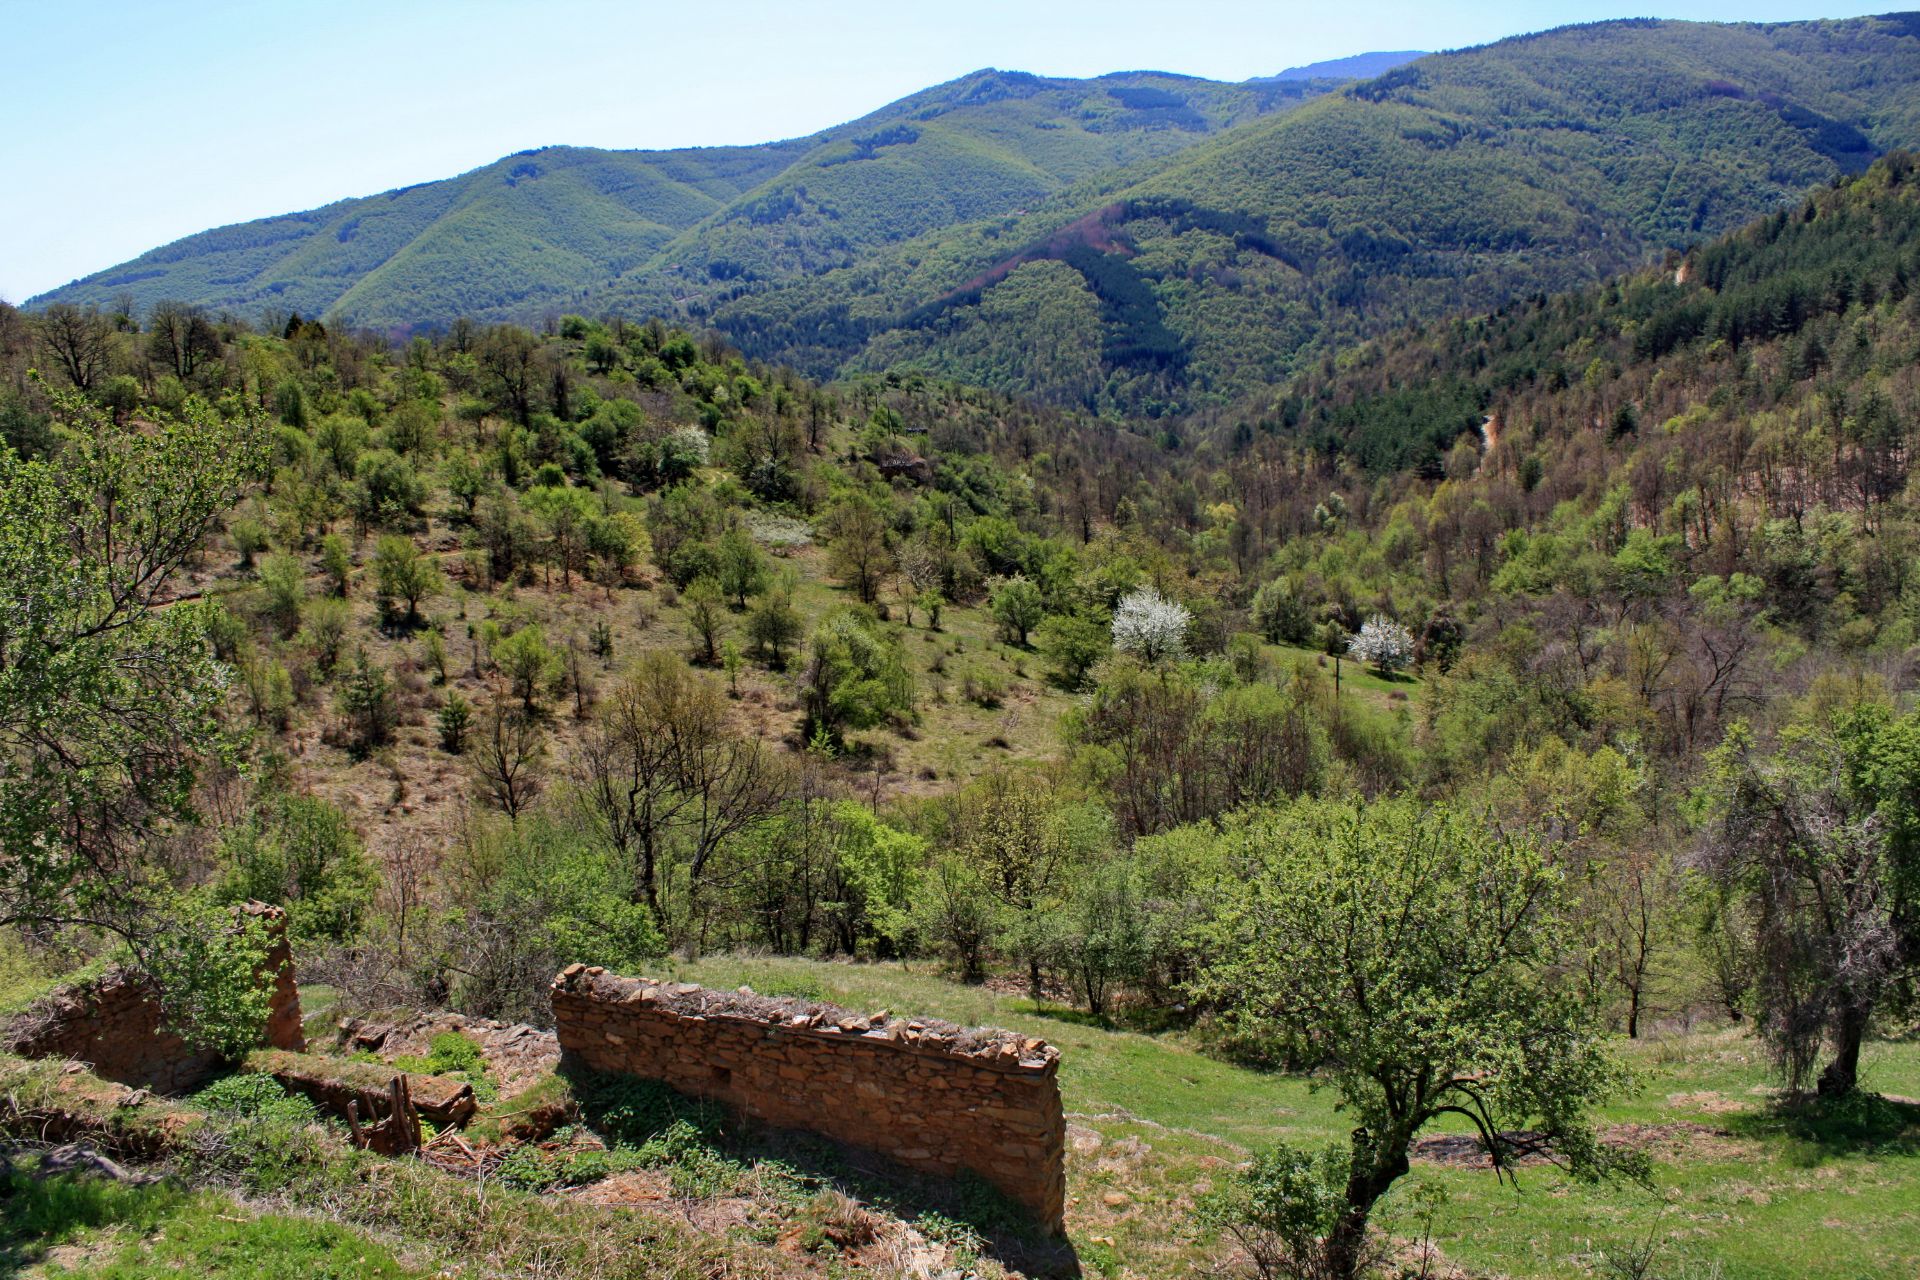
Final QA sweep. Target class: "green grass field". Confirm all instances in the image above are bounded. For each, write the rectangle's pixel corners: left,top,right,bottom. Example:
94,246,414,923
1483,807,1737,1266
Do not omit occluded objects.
661,954,1920,1279
0,1173,429,1279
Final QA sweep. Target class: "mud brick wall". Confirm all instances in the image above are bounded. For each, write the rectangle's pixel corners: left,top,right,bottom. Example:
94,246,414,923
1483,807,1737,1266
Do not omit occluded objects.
4,902,304,1093
551,966,1066,1234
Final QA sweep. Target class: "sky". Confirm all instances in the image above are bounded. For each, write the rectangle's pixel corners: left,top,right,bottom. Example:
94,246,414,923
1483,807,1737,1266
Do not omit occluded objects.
0,0,1898,303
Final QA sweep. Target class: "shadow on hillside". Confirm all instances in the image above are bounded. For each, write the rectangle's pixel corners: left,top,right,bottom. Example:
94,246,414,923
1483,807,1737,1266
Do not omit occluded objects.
563,1065,1082,1277
1723,1090,1920,1163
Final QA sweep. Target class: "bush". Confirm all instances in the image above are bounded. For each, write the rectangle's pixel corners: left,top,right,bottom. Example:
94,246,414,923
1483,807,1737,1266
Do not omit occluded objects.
214,791,377,943
1195,1143,1357,1280
334,649,397,756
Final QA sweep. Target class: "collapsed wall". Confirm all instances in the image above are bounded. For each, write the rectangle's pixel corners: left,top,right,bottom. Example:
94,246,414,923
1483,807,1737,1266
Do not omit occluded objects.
3,902,304,1093
550,966,1067,1234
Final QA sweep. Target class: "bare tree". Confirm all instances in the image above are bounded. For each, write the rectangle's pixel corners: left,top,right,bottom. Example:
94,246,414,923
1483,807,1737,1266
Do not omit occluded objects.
572,651,784,940
146,300,221,380
471,699,545,819
36,303,113,391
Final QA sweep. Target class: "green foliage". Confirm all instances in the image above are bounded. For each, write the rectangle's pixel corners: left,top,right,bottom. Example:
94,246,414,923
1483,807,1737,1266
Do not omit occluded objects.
371,533,443,625
1194,1142,1353,1280
1695,699,1920,1095
333,648,398,756
436,689,472,753
493,624,561,710
214,790,377,943
799,609,914,743
193,1071,319,1124
299,596,352,674
133,897,277,1056
1038,612,1108,689
989,575,1047,646
715,526,769,609
0,384,270,1042
256,552,307,636
441,815,665,1022
1189,796,1639,1271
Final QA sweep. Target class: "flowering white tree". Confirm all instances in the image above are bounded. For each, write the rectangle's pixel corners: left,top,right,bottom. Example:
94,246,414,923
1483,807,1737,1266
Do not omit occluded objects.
1112,588,1190,665
1347,615,1415,675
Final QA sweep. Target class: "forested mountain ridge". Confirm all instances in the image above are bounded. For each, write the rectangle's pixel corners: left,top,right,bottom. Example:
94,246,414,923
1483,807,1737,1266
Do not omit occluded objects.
39,15,1920,427
691,14,1920,415
26,69,1331,328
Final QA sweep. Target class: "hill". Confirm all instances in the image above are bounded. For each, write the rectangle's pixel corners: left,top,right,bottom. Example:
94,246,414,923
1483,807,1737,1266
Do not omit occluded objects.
28,70,1331,329
1253,49,1426,81
670,14,1920,413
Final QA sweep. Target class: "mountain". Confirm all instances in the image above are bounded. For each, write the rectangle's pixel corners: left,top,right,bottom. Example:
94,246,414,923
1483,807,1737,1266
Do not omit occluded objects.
32,15,1920,418
28,70,1336,327
1254,50,1427,82
666,14,1920,414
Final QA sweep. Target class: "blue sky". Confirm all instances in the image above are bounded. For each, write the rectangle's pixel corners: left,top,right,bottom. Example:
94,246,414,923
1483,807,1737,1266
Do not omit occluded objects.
0,0,1896,303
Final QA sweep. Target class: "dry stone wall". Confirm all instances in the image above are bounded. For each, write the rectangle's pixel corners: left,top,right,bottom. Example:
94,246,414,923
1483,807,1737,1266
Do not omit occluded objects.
3,902,304,1093
550,966,1066,1234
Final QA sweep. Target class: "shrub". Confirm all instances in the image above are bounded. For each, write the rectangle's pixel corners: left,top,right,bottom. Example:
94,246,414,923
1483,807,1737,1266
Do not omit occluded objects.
1195,1143,1357,1280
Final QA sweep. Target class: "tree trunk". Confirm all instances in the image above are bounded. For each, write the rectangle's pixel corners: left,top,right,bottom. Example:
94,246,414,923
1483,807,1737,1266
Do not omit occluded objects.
1028,956,1044,1004
1325,1134,1409,1279
1817,1003,1869,1098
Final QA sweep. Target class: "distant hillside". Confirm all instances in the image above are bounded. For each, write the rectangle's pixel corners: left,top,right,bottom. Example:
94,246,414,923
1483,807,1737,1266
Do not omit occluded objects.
1254,50,1426,81
676,14,1920,414
33,16,1920,418
29,70,1331,327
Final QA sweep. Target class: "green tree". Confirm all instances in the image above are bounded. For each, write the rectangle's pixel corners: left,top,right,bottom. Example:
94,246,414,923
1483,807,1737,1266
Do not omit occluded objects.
683,576,727,666
371,534,443,626
989,576,1047,647
716,526,769,610
0,384,271,1049
1191,797,1637,1278
1038,612,1108,690
319,533,352,597
799,609,913,745
299,596,352,675
527,483,598,588
257,552,307,637
437,690,472,754
747,580,804,668
334,648,398,757
825,492,893,604
1696,704,1920,1097
493,624,562,712
215,791,377,943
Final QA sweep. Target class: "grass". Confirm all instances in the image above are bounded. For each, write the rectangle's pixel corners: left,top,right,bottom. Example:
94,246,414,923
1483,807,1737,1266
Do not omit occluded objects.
1265,642,1420,707
661,954,1920,1279
0,1171,430,1279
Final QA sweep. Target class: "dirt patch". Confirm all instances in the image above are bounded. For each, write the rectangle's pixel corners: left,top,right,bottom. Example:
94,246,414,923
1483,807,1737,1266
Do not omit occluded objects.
335,1011,559,1094
1666,1090,1748,1114
1413,1121,1754,1169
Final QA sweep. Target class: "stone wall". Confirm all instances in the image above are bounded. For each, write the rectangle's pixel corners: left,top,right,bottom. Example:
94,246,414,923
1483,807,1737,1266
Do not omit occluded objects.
550,966,1066,1234
3,902,304,1093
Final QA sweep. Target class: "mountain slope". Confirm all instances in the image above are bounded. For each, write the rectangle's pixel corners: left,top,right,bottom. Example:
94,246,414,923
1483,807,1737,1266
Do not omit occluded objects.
1254,50,1426,81
35,143,809,324
672,14,1920,413
29,70,1331,327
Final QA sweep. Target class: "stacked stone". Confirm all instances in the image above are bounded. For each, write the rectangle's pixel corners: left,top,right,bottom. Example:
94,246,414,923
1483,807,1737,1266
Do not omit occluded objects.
3,902,304,1093
247,1048,477,1127
550,965,1066,1234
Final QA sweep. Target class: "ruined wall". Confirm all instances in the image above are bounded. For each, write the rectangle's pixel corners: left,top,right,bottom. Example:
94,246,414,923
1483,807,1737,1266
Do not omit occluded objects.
551,966,1066,1234
4,902,304,1093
